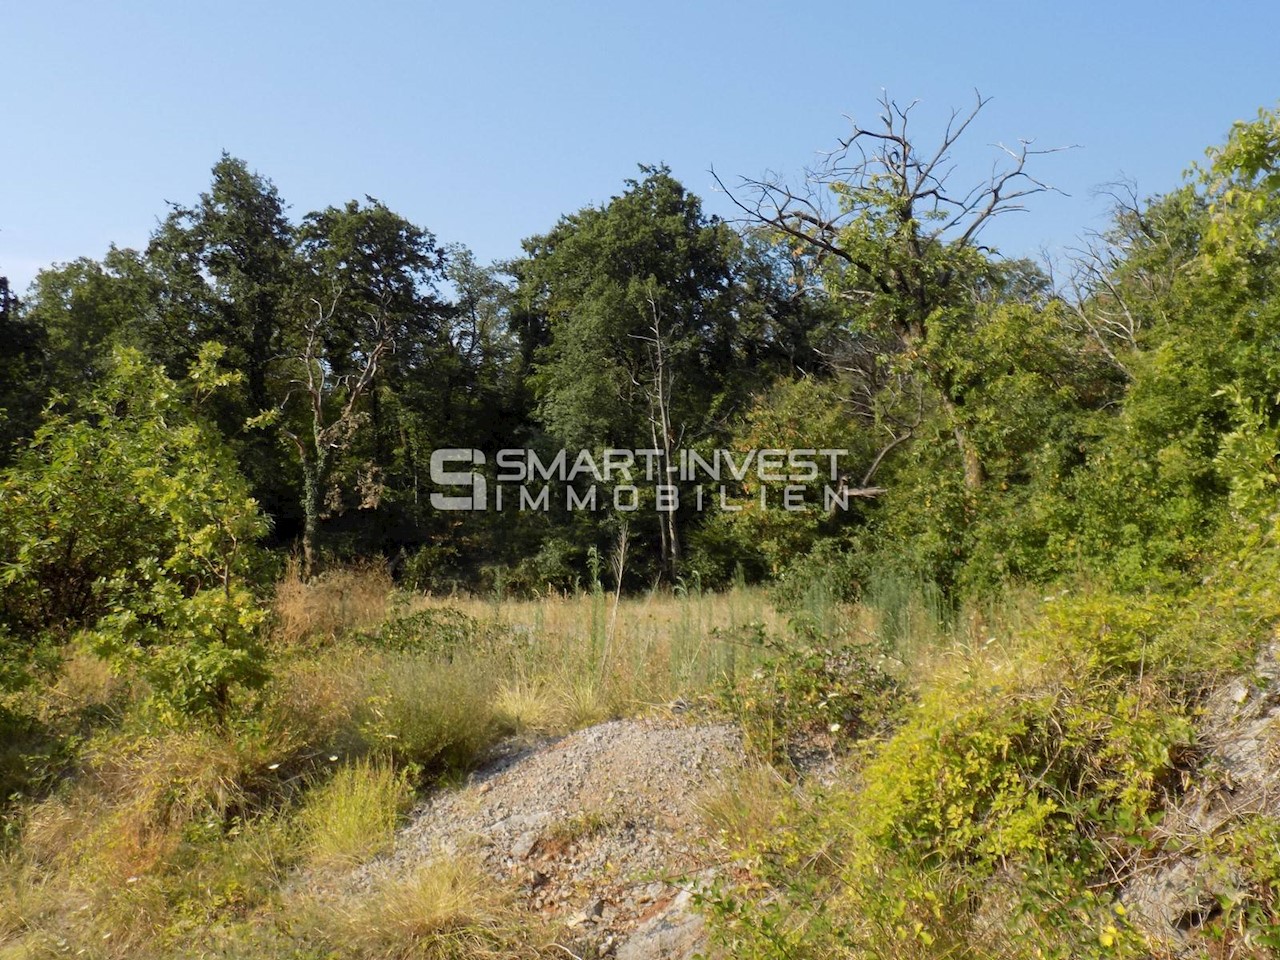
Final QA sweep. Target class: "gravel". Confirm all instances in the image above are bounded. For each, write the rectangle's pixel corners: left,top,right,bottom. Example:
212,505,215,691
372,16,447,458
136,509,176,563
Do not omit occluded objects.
357,717,746,958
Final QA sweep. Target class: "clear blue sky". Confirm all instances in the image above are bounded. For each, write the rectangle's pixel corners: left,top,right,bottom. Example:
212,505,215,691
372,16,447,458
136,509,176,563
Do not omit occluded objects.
3,1,1277,293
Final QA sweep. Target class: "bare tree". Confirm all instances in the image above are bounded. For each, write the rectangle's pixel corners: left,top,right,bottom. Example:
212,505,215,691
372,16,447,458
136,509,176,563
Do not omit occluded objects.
268,288,395,578
1060,180,1204,379
714,91,1070,492
631,295,682,578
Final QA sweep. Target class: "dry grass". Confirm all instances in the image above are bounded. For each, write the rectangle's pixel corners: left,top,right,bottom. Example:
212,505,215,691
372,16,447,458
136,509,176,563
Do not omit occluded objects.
273,558,396,646
44,650,129,716
698,764,793,851
364,655,505,771
404,585,785,713
0,856,50,943
492,677,556,734
261,646,374,756
281,857,540,960
18,727,270,884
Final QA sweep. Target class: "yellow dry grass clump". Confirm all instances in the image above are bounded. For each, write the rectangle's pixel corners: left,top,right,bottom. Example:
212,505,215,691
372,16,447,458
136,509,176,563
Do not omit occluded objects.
273,558,395,646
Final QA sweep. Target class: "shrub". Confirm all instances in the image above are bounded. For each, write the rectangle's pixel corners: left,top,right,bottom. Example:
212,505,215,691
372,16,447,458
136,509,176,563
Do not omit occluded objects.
354,607,480,657
772,538,865,609
725,620,900,768
702,581,1232,960
0,345,270,715
300,757,414,867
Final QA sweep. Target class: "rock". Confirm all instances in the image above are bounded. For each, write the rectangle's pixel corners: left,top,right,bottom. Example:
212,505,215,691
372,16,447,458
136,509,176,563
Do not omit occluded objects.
615,890,707,960
1120,640,1280,952
510,830,538,860
346,717,745,956
1126,859,1225,938
567,899,606,928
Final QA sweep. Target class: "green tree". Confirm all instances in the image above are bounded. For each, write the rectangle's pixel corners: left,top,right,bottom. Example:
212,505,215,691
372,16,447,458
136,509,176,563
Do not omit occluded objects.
264,198,451,575
517,165,810,576
522,166,757,449
21,248,163,391
0,272,45,461
147,155,301,524
149,154,297,412
0,346,270,715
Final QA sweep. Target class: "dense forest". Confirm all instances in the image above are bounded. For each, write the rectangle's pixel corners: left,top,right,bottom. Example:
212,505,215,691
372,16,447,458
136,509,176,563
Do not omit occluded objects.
3,97,1280,958
8,97,1271,602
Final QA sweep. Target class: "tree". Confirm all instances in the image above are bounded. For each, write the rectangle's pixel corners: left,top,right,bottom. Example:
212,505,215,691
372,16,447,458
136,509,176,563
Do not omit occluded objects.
146,156,302,526
717,92,1067,492
21,247,163,390
518,166,734,577
263,291,393,578
0,271,44,460
0,346,269,715
149,154,297,413
448,244,520,417
522,166,759,448
265,198,450,576
515,166,817,577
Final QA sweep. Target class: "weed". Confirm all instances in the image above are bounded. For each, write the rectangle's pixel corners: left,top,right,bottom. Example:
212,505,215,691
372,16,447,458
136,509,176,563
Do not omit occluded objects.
300,757,413,867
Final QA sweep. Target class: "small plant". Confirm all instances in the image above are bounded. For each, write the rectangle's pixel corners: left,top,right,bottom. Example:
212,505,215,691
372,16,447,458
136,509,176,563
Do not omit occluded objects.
300,757,414,867
725,621,901,768
542,806,619,849
698,765,791,851
493,677,556,734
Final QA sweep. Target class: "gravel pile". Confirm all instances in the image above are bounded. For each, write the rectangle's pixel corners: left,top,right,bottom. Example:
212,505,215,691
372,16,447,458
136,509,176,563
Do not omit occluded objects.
360,717,746,958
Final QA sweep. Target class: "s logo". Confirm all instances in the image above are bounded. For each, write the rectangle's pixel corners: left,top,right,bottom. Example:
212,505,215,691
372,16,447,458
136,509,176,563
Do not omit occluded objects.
430,449,487,510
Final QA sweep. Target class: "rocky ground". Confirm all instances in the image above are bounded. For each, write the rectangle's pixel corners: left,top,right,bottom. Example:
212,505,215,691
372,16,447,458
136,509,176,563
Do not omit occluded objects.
357,717,748,959
1124,641,1280,953
324,643,1280,959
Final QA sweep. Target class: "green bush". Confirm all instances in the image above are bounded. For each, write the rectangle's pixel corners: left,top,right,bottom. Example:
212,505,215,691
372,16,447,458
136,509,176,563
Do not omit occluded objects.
771,538,865,609
702,577,1244,960
0,345,270,715
354,607,480,657
724,620,900,768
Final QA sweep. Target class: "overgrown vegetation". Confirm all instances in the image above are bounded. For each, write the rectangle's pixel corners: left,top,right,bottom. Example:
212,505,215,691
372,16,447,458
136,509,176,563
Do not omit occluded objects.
2,98,1280,957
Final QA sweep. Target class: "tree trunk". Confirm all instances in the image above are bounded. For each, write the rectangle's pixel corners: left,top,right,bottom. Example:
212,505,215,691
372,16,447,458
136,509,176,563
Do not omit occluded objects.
938,394,985,492
644,301,680,581
956,423,985,491
649,413,671,576
300,453,326,579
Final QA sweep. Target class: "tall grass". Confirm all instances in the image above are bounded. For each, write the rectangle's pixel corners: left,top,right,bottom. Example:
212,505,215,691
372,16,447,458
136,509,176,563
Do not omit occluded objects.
273,559,395,646
410,584,779,715
0,564,918,959
300,757,413,867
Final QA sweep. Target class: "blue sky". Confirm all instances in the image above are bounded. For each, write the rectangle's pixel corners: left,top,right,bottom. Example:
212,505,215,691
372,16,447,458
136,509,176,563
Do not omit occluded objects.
2,1,1277,292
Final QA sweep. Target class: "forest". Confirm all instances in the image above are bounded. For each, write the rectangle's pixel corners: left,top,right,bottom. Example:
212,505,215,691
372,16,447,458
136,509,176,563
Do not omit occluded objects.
2,96,1280,958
